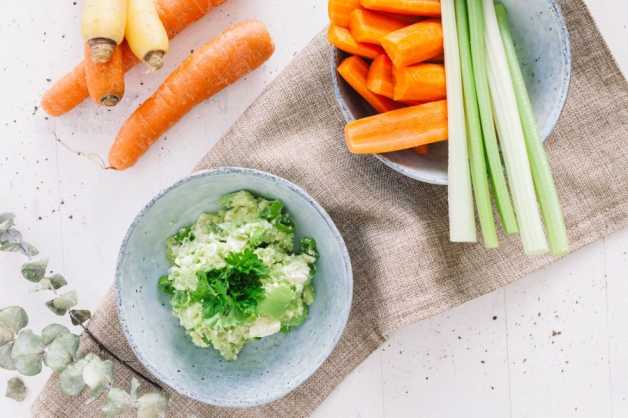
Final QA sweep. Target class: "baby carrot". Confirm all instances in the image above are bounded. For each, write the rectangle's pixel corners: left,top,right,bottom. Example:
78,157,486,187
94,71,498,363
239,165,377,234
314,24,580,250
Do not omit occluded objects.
393,63,446,102
381,19,443,67
345,100,448,154
108,20,274,170
329,0,361,27
366,54,395,98
338,56,401,113
328,24,384,59
84,43,125,106
360,0,441,16
349,9,407,45
41,0,227,117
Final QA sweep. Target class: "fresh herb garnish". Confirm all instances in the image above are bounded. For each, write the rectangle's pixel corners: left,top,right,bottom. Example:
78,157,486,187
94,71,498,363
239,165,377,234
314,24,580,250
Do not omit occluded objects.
260,200,294,234
163,249,269,320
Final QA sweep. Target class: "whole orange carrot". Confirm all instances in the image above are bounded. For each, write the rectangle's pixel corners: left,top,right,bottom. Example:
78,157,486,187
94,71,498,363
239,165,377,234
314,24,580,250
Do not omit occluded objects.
345,100,448,154
108,20,274,170
84,43,125,106
41,0,226,116
381,19,443,67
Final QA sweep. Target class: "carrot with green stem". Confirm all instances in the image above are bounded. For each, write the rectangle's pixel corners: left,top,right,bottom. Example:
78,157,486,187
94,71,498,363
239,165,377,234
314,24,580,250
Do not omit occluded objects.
108,20,274,170
42,0,227,117
338,55,401,113
349,9,407,45
344,100,448,154
84,43,125,106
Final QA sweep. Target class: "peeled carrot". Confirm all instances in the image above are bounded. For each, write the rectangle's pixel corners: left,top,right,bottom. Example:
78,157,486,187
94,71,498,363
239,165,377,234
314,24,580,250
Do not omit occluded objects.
84,43,125,106
338,56,401,113
415,144,429,155
349,9,406,45
108,20,274,170
366,54,394,98
41,0,226,116
381,19,443,67
393,63,446,102
329,0,361,27
345,100,448,154
360,0,441,16
328,24,384,59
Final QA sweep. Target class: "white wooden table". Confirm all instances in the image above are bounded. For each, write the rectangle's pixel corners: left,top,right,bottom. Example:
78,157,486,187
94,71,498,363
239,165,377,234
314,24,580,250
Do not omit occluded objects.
1,1,627,417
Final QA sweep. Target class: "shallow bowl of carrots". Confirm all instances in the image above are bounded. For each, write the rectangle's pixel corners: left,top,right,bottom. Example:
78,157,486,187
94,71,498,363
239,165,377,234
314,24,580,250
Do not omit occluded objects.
329,0,571,185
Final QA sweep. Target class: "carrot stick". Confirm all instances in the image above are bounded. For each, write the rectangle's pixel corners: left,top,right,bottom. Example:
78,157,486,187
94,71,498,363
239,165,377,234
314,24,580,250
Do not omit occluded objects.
415,144,429,155
381,19,443,67
338,56,401,113
108,20,274,170
393,63,446,102
349,9,406,45
84,43,125,106
41,0,226,116
329,0,361,27
360,0,441,16
345,100,448,154
328,24,384,59
366,54,394,98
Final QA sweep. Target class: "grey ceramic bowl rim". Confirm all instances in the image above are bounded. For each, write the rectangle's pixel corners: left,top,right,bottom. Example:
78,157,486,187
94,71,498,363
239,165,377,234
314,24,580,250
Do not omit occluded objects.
331,0,572,186
115,166,354,407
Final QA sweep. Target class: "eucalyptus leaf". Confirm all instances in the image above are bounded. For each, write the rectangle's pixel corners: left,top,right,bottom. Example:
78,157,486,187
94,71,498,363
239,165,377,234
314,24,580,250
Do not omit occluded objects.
130,377,141,400
41,324,70,346
102,387,134,418
0,306,29,335
21,259,48,283
0,326,13,346
0,213,15,233
11,330,44,376
5,376,27,402
44,332,79,372
46,290,78,316
137,392,168,418
20,242,39,257
0,342,16,370
82,354,113,397
58,356,89,396
0,242,23,253
46,274,67,290
69,309,91,326
0,228,22,245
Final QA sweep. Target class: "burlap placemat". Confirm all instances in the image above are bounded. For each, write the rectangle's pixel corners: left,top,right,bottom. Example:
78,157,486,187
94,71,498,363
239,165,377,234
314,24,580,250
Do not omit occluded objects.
33,1,628,416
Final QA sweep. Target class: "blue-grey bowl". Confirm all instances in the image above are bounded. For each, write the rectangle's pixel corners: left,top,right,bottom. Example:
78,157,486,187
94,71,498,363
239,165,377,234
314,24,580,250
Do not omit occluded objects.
332,0,572,185
115,167,353,407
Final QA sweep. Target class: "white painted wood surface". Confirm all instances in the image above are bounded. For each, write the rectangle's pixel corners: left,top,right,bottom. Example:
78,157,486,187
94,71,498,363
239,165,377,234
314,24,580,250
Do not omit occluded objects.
1,1,627,416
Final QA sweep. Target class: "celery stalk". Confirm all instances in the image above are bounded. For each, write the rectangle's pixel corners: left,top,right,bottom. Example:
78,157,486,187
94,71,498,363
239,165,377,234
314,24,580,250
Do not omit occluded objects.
467,0,518,235
443,0,477,242
495,3,569,256
455,0,498,248
483,0,548,255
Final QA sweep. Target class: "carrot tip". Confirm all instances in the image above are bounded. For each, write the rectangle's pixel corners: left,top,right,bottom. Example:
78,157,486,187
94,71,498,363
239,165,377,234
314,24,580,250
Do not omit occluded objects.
88,38,116,63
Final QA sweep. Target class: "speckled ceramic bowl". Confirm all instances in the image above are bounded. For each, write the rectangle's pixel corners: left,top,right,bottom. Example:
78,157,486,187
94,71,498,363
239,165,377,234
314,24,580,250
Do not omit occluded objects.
115,167,353,407
332,0,572,185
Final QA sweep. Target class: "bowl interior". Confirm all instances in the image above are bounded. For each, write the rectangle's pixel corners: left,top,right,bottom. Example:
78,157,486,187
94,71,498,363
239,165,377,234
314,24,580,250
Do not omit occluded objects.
332,0,571,185
116,168,352,407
